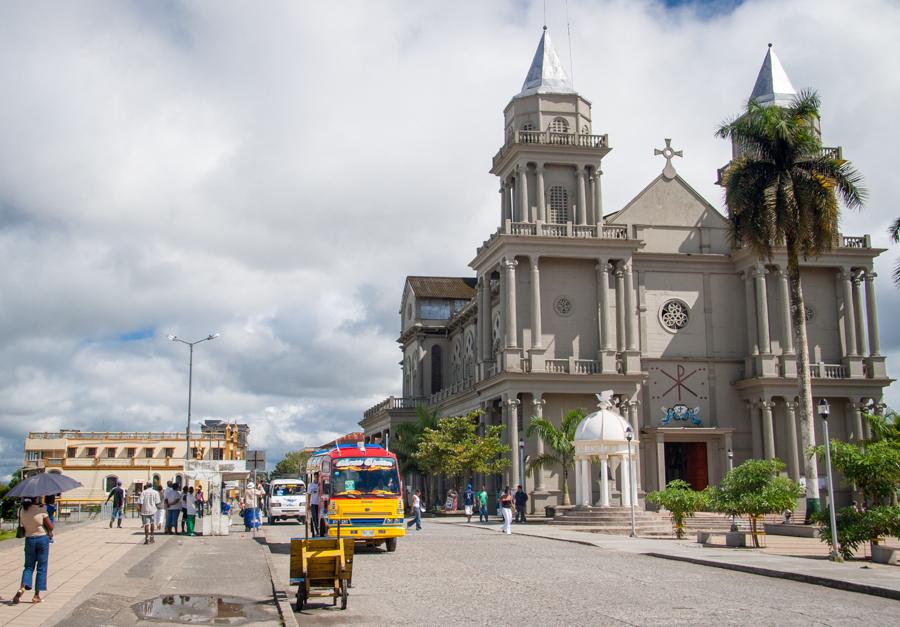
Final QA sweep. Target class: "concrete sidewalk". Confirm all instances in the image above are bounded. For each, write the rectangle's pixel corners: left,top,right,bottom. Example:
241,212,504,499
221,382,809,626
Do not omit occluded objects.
438,517,900,601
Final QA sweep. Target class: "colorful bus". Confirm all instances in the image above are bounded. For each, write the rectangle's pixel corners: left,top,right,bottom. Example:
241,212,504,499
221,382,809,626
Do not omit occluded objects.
306,443,405,551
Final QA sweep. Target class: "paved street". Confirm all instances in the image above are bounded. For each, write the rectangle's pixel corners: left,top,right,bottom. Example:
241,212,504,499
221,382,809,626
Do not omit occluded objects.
264,518,899,626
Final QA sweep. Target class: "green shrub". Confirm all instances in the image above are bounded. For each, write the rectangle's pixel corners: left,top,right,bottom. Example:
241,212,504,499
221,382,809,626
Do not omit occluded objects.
647,479,708,539
814,505,900,560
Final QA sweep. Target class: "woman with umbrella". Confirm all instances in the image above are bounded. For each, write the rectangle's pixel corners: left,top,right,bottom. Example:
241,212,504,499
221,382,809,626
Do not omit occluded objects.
7,472,81,604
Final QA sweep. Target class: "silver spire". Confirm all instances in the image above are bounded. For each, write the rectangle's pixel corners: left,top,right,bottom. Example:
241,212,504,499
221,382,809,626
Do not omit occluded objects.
517,28,576,98
749,43,796,107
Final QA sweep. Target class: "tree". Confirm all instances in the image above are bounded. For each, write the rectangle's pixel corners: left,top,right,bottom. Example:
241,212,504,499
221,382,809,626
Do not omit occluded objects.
415,411,509,494
272,450,311,477
646,479,709,539
525,408,584,506
889,218,900,286
707,459,803,547
717,90,866,520
814,505,900,560
0,470,23,520
393,405,440,505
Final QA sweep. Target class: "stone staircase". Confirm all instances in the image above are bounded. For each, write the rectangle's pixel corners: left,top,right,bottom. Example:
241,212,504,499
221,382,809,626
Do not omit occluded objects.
549,507,674,537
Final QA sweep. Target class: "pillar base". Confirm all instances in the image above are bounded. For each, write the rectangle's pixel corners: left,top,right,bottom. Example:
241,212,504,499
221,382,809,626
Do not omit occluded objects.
528,347,546,372
599,350,618,374
755,353,778,377
842,355,865,378
780,353,797,377
502,348,523,372
623,350,642,375
865,355,886,378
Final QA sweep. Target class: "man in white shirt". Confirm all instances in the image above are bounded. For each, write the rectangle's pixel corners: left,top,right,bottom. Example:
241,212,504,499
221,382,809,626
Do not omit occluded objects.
243,481,264,532
139,483,161,544
163,481,182,535
307,473,320,536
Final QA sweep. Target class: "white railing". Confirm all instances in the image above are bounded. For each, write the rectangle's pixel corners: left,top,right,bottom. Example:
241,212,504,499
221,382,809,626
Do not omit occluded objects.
841,235,870,248
809,363,848,379
510,222,537,236
499,220,630,242
541,223,568,237
545,359,569,374
519,358,532,373
364,396,428,419
573,225,596,238
572,359,601,375
600,225,628,239
428,377,476,406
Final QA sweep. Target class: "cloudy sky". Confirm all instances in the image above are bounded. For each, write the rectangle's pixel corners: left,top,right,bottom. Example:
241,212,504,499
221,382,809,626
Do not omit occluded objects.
1,0,899,478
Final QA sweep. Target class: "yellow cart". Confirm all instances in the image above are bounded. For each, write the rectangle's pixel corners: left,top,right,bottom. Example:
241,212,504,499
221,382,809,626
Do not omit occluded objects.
289,522,354,611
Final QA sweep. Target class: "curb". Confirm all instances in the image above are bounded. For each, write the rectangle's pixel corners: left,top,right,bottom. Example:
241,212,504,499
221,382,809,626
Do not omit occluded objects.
258,530,300,627
644,552,900,602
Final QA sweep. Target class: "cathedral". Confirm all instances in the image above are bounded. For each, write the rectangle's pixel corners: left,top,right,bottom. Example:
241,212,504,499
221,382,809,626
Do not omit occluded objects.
361,29,890,511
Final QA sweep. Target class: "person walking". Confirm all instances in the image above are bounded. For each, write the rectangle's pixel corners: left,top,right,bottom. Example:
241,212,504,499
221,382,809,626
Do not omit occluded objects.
307,473,320,536
180,486,189,534
106,480,126,529
477,485,489,523
153,484,165,532
139,482,161,544
406,489,423,531
462,484,475,523
44,495,57,524
195,486,205,519
185,487,198,536
12,498,53,604
243,481,263,533
514,485,528,524
164,481,181,534
499,486,513,535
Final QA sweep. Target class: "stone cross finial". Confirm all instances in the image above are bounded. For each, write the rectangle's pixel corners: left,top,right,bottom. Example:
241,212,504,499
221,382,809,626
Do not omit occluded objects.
654,138,683,180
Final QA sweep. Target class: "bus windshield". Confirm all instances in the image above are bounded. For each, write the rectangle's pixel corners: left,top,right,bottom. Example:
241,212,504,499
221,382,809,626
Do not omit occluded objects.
271,483,304,497
331,457,400,496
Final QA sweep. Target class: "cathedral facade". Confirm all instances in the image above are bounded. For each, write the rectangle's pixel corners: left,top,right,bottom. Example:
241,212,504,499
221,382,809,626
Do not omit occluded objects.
361,30,890,511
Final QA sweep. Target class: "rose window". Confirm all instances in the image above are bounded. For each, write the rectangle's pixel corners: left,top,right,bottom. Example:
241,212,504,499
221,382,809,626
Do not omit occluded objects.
553,296,573,317
660,300,689,331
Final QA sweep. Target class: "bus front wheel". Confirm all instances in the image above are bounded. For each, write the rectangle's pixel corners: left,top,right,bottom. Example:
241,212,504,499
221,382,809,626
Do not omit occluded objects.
385,538,397,552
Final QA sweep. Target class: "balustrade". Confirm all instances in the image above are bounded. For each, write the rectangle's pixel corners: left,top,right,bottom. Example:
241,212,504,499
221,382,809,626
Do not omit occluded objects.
545,359,569,374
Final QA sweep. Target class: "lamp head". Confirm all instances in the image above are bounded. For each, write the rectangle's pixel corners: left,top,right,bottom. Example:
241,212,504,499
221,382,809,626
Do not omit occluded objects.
167,335,177,341
818,398,831,419
208,333,220,340
625,425,633,442
727,448,733,459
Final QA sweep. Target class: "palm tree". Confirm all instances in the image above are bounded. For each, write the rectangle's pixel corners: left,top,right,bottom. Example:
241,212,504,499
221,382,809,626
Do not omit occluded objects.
525,408,584,506
392,405,439,506
716,90,866,520
888,218,900,285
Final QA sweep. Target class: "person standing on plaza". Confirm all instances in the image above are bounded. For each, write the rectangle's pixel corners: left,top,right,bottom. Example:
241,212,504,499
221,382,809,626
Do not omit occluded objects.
462,484,475,523
106,480,126,529
184,487,198,536
478,485,489,523
164,481,181,534
180,486,189,534
514,485,528,524
44,495,57,524
12,498,53,604
243,481,263,533
499,486,513,535
195,486,205,519
307,473,320,536
406,489,423,531
154,484,165,532
139,482,161,544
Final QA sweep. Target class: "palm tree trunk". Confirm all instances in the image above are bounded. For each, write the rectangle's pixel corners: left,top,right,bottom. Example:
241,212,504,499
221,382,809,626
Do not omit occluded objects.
561,468,571,505
788,260,820,522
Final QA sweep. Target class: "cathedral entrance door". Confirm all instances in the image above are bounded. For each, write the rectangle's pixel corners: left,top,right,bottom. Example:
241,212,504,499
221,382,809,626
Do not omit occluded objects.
664,442,708,491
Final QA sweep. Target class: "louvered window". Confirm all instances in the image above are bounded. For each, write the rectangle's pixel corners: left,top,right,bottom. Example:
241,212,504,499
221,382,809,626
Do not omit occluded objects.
548,186,569,223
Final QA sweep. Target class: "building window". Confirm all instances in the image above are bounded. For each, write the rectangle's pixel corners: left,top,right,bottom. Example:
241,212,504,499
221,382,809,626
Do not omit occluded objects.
548,186,569,223
553,296,574,317
106,447,116,458
86,447,97,457
26,451,40,462
430,346,443,394
659,299,690,331
145,447,154,458
67,447,77,458
126,447,136,458
104,475,118,491
164,447,175,458
212,447,224,461
549,117,569,133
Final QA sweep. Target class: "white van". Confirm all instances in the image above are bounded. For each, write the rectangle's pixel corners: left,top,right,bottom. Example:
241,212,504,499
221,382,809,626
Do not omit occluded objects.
266,478,307,524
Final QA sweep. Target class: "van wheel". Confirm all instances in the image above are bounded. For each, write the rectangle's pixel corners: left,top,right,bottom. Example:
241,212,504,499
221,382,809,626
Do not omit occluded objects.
385,538,397,552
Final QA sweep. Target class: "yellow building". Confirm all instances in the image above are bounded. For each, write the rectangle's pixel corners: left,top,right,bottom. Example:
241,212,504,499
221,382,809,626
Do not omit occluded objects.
22,421,249,503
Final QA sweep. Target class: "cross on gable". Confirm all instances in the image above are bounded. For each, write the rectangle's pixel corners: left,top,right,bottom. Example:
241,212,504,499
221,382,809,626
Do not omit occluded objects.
654,138,683,180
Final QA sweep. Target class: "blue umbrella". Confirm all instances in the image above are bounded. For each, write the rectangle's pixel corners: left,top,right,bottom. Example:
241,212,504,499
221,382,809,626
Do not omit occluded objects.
7,473,82,498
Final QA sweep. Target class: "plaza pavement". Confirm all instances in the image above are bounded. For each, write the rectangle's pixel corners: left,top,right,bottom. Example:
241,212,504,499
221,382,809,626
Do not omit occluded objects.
0,516,280,626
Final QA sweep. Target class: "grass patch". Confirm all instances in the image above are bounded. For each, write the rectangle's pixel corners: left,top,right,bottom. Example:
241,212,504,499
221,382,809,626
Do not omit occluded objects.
0,530,17,542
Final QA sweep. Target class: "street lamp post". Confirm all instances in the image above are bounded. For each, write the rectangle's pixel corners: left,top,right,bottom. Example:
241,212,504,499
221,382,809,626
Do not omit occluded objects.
518,436,526,491
727,449,738,532
625,426,636,538
818,398,842,562
169,333,220,463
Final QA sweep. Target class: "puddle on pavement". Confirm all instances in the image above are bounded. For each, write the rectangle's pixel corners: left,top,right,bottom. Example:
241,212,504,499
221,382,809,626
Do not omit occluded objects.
132,594,271,625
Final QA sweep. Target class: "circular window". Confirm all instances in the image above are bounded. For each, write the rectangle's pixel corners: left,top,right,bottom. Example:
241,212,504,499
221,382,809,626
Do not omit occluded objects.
659,299,689,331
554,296,574,317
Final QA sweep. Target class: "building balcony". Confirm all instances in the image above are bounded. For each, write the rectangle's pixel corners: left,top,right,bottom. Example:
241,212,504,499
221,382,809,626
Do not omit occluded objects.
493,130,610,171
363,396,428,421
477,220,631,256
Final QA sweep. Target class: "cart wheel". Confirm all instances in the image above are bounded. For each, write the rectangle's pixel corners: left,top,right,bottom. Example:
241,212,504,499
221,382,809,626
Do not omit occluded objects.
340,580,348,610
385,538,397,552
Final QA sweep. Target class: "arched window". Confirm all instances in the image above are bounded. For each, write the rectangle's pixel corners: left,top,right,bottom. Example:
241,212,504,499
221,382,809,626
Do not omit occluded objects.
521,123,535,132
430,346,443,394
104,475,119,492
548,186,570,223
549,117,569,133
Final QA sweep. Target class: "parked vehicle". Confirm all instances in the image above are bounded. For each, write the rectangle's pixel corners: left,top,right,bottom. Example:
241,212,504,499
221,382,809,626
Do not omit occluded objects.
267,478,307,524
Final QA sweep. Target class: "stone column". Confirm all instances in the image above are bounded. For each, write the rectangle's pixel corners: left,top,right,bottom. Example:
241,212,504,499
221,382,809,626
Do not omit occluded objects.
615,263,626,352
744,270,759,355
530,257,542,349
535,165,546,222
596,262,611,351
864,271,881,356
575,166,587,225
624,263,638,352
475,281,484,365
748,402,762,459
480,274,493,362
599,455,610,507
500,182,509,224
777,267,797,377
840,269,858,356
848,401,865,442
753,265,771,354
621,456,632,507
574,456,583,506
761,400,776,460
532,396,546,491
506,396,520,489
503,258,518,349
852,272,867,357
516,165,529,222
582,459,593,506
655,433,666,493
628,401,642,490
592,166,603,225
784,401,800,482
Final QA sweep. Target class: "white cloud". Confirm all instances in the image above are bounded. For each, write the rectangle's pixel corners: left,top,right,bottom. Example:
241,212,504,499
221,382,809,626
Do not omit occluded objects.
1,0,899,476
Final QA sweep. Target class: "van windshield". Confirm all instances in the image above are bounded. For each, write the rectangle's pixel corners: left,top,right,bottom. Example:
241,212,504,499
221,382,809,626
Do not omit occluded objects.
331,457,400,497
272,483,305,496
